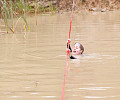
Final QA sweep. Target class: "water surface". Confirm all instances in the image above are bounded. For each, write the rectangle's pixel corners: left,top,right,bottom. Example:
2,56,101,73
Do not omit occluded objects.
0,11,120,100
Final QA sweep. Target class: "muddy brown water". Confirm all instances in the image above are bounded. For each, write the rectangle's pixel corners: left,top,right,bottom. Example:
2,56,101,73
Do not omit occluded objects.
0,11,120,100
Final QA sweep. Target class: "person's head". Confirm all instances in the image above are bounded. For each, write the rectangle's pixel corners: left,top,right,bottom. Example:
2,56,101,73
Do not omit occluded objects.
72,43,84,55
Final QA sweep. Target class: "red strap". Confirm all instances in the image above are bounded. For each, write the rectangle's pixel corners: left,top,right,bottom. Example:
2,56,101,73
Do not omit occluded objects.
61,54,68,100
61,0,74,100
69,3,74,39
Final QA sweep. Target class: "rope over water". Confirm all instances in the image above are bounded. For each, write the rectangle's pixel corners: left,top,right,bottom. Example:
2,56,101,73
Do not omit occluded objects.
61,0,75,100
69,0,74,39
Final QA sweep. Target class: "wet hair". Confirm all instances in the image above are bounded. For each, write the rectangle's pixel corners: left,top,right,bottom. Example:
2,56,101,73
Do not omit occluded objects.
74,43,84,54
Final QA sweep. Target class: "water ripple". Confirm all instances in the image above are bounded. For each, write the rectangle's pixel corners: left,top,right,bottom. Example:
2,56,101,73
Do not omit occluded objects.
41,96,56,98
79,87,113,90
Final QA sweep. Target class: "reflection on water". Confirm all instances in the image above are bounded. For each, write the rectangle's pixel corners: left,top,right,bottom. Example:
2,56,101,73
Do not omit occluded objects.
0,11,120,100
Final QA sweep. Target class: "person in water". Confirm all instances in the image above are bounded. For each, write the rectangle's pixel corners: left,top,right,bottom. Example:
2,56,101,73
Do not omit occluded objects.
67,39,84,59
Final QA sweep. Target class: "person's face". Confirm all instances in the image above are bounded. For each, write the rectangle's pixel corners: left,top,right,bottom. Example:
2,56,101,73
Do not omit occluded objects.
72,45,82,55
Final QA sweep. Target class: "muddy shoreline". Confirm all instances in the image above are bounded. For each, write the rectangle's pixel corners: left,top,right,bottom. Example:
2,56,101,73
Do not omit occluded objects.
28,0,120,13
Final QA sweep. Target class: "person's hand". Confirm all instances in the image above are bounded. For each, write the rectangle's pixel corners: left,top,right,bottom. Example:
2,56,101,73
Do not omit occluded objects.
67,39,71,44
